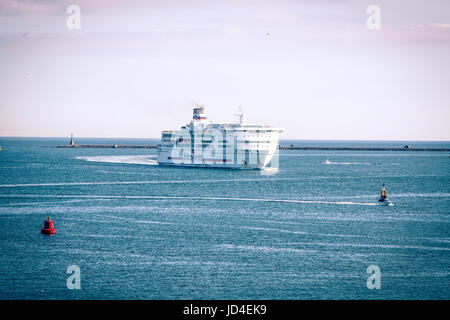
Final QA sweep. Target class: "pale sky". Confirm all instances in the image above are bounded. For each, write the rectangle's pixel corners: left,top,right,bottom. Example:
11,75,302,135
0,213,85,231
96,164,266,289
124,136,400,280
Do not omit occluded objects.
0,0,449,140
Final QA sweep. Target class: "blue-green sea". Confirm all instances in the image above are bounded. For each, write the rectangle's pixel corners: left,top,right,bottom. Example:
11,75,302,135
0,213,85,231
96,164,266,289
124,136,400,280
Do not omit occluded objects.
0,137,449,299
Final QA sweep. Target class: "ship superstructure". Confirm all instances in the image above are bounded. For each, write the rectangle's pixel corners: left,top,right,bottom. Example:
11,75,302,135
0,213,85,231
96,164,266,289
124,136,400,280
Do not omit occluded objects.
157,106,283,169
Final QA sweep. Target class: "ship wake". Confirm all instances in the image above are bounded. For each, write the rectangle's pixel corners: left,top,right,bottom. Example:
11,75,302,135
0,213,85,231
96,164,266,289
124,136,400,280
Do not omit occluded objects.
76,155,158,166
0,194,379,206
323,161,371,165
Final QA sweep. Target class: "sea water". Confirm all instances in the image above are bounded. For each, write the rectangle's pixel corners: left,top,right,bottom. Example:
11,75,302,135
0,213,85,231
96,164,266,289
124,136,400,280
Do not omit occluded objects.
0,137,449,299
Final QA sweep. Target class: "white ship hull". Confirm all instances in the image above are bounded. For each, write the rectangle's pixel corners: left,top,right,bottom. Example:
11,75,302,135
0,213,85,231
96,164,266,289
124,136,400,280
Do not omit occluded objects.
157,148,278,170
157,107,283,170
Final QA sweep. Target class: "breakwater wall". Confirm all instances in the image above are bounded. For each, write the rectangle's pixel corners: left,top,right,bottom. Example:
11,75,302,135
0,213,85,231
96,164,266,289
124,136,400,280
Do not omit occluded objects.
56,144,450,152
278,146,450,152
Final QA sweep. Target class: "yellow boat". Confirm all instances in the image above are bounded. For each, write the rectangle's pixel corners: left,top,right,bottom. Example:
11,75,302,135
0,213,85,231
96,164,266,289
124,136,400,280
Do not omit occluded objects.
378,183,393,206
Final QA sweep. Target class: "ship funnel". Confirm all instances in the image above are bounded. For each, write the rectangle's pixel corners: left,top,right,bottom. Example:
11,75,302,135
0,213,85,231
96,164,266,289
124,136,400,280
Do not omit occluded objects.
193,106,208,121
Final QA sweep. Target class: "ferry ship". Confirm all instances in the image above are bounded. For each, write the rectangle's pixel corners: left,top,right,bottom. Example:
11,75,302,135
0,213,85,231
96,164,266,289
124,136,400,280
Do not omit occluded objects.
157,106,283,169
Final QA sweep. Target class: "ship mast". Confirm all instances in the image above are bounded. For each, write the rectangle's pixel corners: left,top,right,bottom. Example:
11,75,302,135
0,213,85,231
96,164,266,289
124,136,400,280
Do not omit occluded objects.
235,106,247,124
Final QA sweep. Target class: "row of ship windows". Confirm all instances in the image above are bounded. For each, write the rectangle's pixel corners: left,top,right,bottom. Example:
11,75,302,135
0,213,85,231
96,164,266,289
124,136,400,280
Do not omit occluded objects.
161,143,275,148
163,139,275,143
163,130,275,135
160,146,273,151
166,150,270,155
162,134,275,140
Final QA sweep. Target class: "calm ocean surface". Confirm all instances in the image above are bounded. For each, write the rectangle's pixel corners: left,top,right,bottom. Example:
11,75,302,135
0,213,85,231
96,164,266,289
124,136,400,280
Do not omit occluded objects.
0,137,449,299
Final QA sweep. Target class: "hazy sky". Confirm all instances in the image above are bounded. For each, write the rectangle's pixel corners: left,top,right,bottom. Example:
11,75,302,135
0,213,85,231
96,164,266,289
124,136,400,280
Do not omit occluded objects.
0,0,449,140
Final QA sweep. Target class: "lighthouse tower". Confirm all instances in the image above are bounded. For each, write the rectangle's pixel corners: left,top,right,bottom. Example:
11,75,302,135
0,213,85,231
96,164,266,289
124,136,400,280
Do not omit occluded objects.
69,133,75,146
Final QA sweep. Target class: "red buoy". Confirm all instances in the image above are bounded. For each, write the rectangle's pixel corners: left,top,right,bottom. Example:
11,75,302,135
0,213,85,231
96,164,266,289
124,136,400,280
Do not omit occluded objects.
41,216,56,235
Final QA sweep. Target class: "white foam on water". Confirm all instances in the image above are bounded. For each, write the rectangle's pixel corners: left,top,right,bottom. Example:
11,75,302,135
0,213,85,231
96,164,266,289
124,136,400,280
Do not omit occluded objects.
253,224,370,239
0,178,282,188
235,226,371,239
158,260,238,267
323,161,371,165
280,153,449,158
0,194,379,206
60,247,148,259
0,177,315,188
303,192,450,200
0,174,444,188
259,221,450,243
216,244,319,254
2,199,85,206
91,213,176,225
76,155,158,166
287,240,450,252
391,192,450,198
387,272,450,278
237,226,309,236
260,167,279,176
64,233,149,240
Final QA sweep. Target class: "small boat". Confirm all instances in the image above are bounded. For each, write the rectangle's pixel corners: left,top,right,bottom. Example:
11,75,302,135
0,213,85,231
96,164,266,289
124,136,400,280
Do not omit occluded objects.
379,198,393,206
378,184,393,206
322,159,331,164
